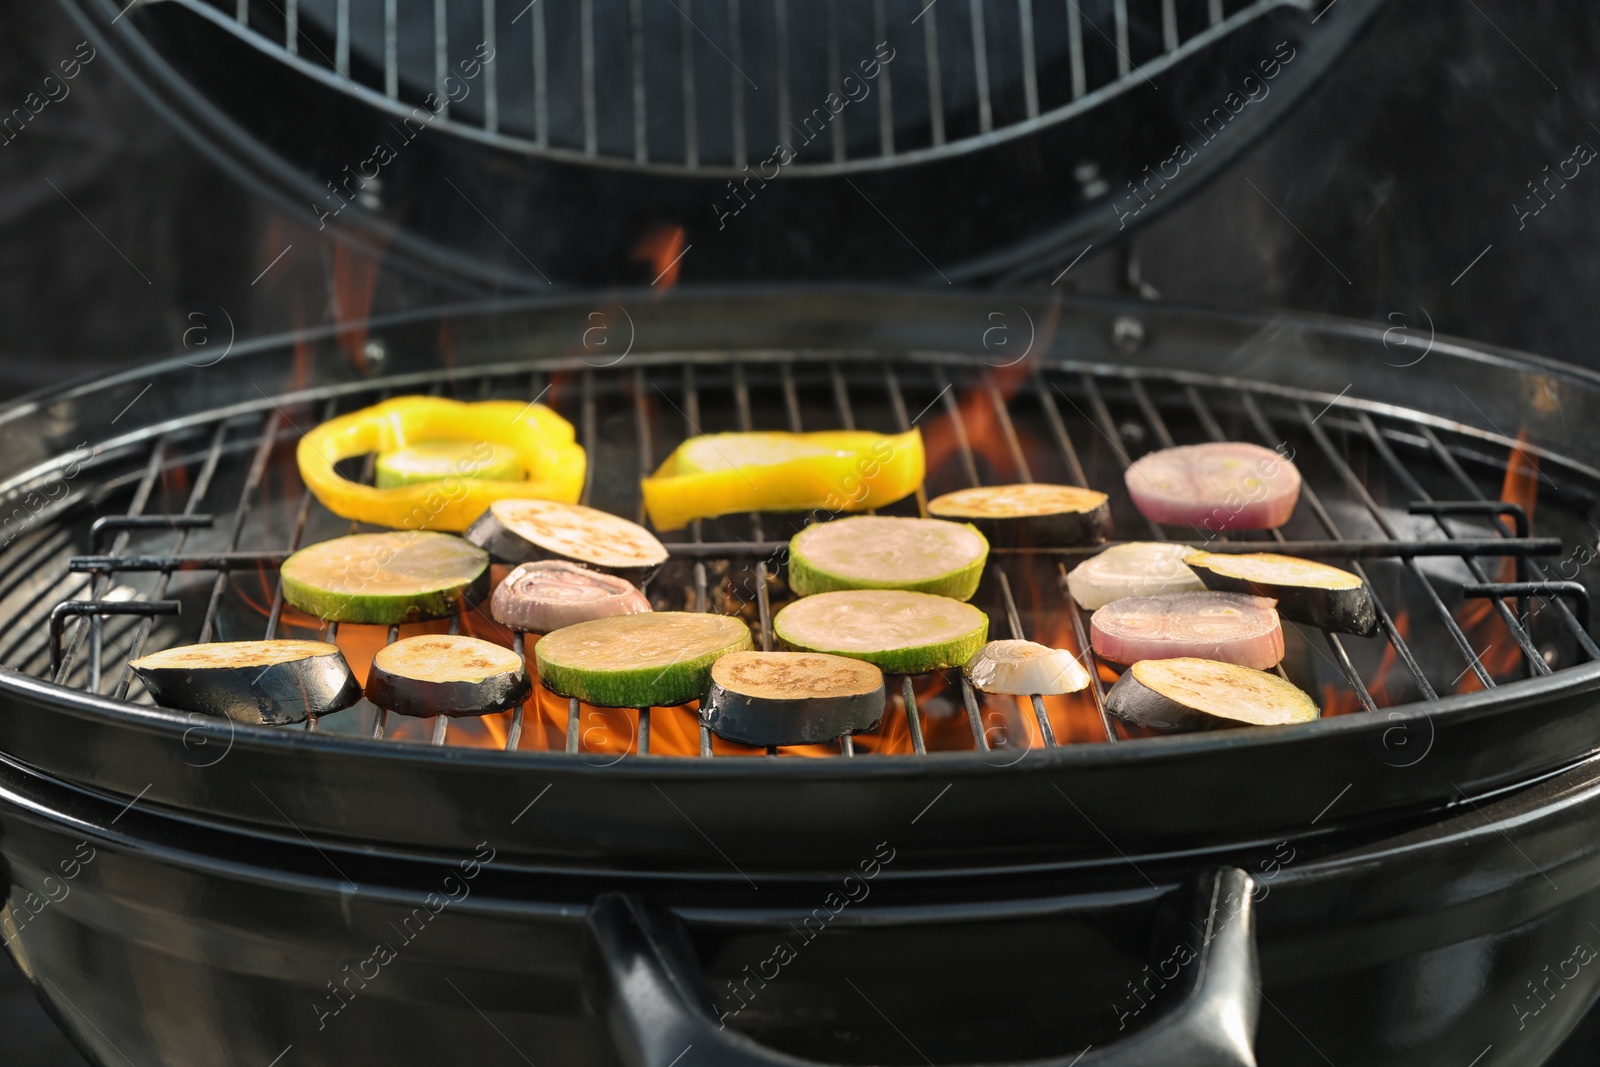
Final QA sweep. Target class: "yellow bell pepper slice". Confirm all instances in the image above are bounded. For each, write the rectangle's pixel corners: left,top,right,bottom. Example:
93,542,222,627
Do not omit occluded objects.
297,396,586,532
640,429,924,531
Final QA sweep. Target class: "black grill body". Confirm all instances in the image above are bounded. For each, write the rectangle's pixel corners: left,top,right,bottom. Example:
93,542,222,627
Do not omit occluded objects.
1,290,1600,1064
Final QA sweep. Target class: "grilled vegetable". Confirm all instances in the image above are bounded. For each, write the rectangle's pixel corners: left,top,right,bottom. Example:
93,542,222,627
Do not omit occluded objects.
788,516,988,600
130,640,361,725
773,590,989,674
927,484,1111,546
534,612,753,707
640,429,924,531
375,439,522,489
296,396,585,531
1065,542,1207,609
964,640,1090,696
281,531,489,624
491,561,651,632
465,498,668,584
1105,658,1319,731
1125,442,1301,531
1185,550,1377,636
1090,591,1283,670
701,651,886,746
366,634,532,717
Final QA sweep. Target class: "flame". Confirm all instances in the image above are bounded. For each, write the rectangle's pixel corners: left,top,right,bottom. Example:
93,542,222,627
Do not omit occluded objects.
632,225,687,290
332,239,383,371
1452,430,1540,693
921,359,1035,485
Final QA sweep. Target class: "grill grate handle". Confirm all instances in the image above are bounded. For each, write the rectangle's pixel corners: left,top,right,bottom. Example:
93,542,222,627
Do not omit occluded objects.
583,868,1260,1067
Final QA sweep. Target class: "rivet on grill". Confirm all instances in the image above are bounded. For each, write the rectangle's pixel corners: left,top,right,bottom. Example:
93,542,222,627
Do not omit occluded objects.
1118,421,1147,448
363,339,387,372
1112,315,1146,353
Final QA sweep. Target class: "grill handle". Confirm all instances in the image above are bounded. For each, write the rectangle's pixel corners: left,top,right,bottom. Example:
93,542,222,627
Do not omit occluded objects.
583,867,1260,1067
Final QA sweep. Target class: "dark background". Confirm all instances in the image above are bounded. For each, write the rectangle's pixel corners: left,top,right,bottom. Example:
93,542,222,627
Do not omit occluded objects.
3,0,1600,1062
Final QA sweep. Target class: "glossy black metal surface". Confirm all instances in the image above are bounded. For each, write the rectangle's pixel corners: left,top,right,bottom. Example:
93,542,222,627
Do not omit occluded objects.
3,734,1600,1065
0,289,1597,877
56,0,1385,288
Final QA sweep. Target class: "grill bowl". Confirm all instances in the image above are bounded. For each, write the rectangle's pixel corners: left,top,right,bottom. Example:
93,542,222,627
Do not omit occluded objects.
1,287,1598,876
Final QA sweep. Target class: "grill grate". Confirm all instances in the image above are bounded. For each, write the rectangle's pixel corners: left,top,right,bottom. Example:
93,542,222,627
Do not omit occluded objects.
6,352,1591,761
142,0,1313,175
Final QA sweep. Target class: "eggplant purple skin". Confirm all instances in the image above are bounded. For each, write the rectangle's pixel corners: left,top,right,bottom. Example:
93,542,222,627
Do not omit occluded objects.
464,511,664,586
1103,671,1237,733
1187,565,1378,636
931,502,1112,549
133,654,362,726
700,680,886,747
366,663,533,718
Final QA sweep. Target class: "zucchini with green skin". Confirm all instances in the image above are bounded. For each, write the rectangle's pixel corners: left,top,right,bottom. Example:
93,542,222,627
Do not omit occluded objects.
1105,657,1319,731
773,590,989,674
534,612,753,708
788,516,989,600
366,634,532,717
927,484,1111,546
130,640,361,725
466,498,668,584
281,531,489,624
375,440,522,488
1184,550,1377,636
701,651,886,746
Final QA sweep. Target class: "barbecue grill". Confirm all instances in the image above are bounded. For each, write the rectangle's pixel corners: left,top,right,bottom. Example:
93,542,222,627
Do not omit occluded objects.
4,288,1600,1067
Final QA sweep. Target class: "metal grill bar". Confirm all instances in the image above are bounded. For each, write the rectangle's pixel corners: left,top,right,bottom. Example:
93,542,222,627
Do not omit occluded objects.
1295,401,1496,690
1235,392,1439,699
163,0,1303,177
1418,425,1600,661
970,0,993,133
1357,412,1550,677
1181,385,1374,712
21,354,1589,765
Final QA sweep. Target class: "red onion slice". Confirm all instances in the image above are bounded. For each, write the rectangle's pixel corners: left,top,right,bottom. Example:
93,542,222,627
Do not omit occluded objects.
1090,591,1284,669
491,560,651,633
1124,442,1301,531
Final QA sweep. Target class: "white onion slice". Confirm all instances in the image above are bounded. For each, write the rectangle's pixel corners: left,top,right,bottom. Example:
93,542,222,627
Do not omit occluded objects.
491,560,651,632
964,640,1090,696
1066,542,1205,610
1090,592,1283,669
1124,442,1301,531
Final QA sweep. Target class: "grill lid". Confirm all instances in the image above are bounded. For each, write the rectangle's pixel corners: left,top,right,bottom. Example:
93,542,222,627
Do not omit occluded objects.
65,0,1385,287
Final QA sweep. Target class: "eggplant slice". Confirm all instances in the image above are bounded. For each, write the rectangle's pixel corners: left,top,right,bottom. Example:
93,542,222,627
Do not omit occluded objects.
366,635,532,717
702,651,886,746
130,640,361,725
466,498,668,584
1105,657,1319,732
927,484,1111,546
1185,550,1377,636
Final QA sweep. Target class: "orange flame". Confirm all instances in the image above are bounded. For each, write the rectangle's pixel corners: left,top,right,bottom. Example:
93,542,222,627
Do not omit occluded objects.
1452,430,1540,693
632,225,687,290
